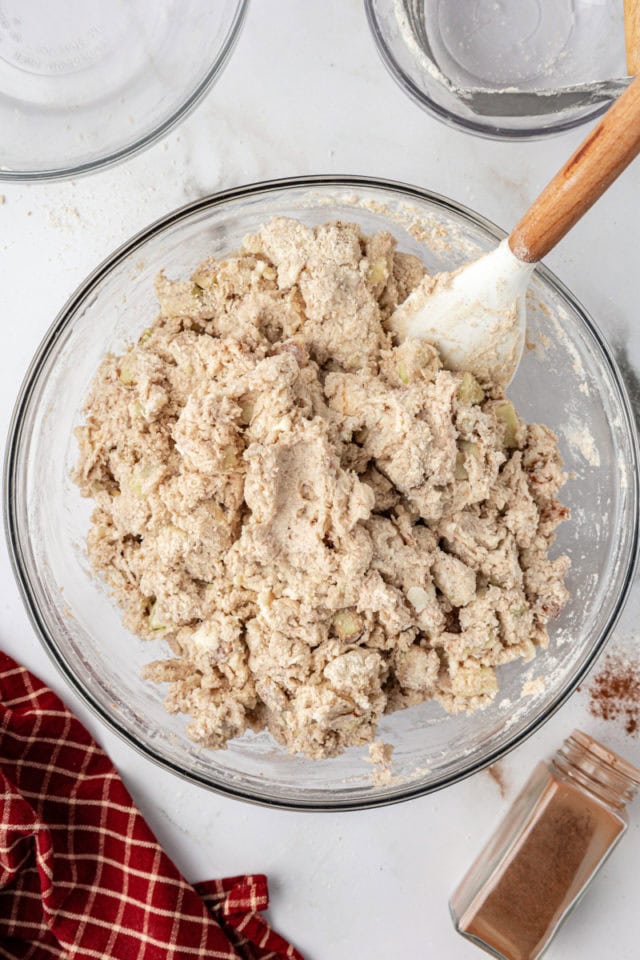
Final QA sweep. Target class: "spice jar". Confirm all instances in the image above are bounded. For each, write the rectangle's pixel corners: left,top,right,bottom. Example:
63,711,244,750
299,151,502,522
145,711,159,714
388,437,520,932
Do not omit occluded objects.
450,730,640,960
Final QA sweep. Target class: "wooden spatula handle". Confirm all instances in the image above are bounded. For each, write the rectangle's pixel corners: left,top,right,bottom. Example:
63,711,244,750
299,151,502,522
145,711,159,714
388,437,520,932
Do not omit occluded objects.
625,0,640,74
509,75,640,263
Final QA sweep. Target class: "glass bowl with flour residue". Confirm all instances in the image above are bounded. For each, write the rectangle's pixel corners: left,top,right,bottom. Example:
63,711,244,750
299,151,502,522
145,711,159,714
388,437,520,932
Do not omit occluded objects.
365,0,631,139
5,176,638,809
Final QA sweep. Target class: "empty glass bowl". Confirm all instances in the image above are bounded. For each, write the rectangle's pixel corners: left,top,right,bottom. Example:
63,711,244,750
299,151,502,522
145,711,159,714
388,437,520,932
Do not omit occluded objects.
366,0,630,139
0,0,247,180
5,177,638,809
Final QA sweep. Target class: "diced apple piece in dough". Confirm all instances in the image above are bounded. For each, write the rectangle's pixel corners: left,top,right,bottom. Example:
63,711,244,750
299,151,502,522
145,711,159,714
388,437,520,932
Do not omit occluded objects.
397,362,410,385
494,400,520,449
238,397,255,425
331,609,364,641
130,462,165,497
148,600,166,632
367,258,389,286
458,372,485,405
118,354,137,385
454,440,480,481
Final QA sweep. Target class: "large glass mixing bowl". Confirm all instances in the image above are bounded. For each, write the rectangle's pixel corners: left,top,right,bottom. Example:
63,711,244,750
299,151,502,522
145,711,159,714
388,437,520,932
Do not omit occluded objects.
5,177,638,809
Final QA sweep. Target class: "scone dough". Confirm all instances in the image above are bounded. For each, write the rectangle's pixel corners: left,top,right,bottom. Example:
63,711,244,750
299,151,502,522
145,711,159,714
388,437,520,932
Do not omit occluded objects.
74,218,570,759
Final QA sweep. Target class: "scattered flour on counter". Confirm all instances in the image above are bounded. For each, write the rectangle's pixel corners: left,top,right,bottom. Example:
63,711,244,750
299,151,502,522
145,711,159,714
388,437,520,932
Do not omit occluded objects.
47,206,82,231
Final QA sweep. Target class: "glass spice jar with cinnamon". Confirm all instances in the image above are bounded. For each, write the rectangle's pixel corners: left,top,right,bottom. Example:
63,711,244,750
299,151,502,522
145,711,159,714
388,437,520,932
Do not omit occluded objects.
450,730,640,960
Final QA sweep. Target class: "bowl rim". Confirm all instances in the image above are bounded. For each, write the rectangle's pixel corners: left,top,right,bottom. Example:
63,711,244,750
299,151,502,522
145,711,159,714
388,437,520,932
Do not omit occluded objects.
0,0,249,183
5,174,639,811
363,0,611,141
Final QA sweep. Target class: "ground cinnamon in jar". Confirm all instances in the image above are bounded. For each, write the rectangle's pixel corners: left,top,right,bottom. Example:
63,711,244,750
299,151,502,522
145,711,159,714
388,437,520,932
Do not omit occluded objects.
450,731,640,960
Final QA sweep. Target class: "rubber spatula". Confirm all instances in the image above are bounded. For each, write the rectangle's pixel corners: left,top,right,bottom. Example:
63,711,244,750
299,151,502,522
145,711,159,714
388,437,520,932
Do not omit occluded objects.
389,75,640,388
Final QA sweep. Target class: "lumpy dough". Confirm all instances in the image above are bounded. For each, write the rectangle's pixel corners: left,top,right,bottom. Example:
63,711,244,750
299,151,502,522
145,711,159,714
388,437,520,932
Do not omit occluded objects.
74,218,570,759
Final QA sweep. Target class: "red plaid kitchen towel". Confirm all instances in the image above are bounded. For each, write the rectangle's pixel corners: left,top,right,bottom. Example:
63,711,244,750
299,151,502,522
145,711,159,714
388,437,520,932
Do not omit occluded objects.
0,651,304,960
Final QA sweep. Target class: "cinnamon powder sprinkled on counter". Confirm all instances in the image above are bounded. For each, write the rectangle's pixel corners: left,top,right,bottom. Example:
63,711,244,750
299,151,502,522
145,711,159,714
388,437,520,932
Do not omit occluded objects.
588,649,640,735
486,762,507,799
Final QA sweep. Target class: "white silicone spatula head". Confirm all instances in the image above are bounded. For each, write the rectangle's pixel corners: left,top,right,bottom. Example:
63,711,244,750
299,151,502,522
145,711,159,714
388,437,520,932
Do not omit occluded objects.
391,239,534,391
389,75,640,388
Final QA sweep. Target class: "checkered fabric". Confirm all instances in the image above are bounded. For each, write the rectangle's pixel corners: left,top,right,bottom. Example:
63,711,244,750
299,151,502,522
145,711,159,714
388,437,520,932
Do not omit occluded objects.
0,651,303,960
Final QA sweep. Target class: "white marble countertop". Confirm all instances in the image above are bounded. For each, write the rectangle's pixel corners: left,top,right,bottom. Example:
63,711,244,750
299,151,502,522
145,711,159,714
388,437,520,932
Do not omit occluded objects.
2,2,640,957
